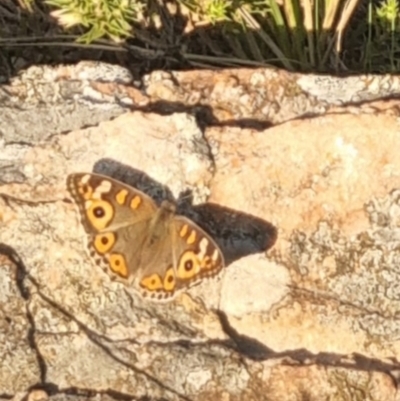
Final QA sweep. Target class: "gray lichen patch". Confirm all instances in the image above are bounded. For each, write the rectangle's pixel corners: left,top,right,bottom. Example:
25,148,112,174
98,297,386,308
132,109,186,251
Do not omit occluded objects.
285,189,400,340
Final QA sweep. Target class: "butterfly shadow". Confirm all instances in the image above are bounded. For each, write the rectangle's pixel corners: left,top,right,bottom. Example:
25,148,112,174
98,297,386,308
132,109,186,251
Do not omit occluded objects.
92,158,277,265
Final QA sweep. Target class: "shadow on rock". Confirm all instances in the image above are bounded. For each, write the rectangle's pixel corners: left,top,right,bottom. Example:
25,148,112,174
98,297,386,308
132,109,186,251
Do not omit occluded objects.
92,158,277,266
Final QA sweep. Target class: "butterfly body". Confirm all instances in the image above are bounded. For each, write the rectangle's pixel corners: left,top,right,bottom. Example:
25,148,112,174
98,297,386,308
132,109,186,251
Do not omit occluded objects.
67,173,224,301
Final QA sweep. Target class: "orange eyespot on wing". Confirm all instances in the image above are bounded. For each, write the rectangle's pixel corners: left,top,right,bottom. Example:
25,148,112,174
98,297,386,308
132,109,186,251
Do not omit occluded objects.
140,268,176,294
177,251,201,280
108,253,129,279
175,235,224,284
140,274,163,291
86,199,114,230
163,268,176,292
93,232,116,254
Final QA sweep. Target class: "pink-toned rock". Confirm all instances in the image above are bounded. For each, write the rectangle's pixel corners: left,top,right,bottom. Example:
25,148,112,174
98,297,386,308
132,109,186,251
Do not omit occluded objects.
1,63,400,400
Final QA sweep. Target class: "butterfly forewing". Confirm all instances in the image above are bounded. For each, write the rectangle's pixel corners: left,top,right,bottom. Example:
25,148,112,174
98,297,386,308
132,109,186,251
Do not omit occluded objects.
67,173,158,232
67,173,157,282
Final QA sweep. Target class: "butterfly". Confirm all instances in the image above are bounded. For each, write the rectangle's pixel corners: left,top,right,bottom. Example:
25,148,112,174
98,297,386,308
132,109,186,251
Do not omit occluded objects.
66,173,225,301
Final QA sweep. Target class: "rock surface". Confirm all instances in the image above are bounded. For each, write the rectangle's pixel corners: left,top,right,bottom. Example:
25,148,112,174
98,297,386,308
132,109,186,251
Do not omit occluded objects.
1,62,400,400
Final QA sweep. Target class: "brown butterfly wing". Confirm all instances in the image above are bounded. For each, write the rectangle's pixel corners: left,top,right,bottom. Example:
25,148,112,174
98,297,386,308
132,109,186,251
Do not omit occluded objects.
136,211,225,301
67,173,224,302
67,173,158,284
